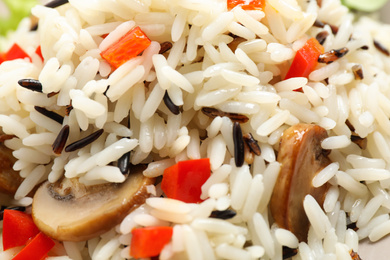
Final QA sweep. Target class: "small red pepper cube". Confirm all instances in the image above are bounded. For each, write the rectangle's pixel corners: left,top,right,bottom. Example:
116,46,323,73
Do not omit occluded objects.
100,26,151,69
4,43,32,62
0,53,5,64
35,45,44,61
130,226,173,259
2,210,40,251
284,38,324,80
227,0,265,11
161,158,211,203
12,232,55,260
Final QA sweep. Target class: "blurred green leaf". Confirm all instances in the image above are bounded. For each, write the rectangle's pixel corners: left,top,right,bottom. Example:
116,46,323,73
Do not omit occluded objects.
0,0,38,36
341,0,389,12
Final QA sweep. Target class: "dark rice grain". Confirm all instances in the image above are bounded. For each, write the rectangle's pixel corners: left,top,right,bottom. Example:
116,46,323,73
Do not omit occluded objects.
244,141,254,165
34,106,64,124
282,247,298,259
313,20,325,28
243,133,261,156
233,122,245,167
373,40,390,56
45,0,69,8
201,107,249,123
351,135,367,150
65,104,73,116
163,91,180,115
210,210,237,220
17,79,43,93
350,250,362,260
315,31,329,45
159,42,173,54
118,151,131,174
47,91,60,98
318,47,349,64
52,125,70,155
352,64,364,80
65,129,104,152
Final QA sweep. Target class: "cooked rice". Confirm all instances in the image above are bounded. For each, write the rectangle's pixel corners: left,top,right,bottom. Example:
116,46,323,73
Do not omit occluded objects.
1,0,390,259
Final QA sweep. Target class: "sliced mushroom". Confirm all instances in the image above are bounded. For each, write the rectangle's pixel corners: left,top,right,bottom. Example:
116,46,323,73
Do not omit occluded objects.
32,165,155,241
0,141,23,195
270,123,331,242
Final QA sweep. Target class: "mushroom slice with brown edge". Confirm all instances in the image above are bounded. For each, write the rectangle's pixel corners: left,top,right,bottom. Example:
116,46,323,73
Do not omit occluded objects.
270,123,331,242
32,165,155,242
0,138,23,195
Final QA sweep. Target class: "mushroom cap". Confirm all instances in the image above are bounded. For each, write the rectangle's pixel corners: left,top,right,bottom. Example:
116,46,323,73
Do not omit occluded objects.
0,143,23,195
32,166,154,242
270,123,331,242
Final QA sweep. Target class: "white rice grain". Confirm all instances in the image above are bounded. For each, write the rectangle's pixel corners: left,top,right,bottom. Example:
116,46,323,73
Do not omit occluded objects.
215,243,251,260
312,162,339,188
303,195,332,239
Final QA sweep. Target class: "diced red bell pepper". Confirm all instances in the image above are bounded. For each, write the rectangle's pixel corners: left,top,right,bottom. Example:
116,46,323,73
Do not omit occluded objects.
101,26,151,69
4,43,32,62
227,0,265,10
2,209,40,251
12,232,55,260
284,38,324,80
35,45,43,61
130,226,173,259
161,158,211,203
0,52,5,64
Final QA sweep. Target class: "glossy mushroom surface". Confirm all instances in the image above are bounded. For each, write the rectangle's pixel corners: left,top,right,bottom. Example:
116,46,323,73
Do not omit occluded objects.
0,142,23,195
32,166,154,241
270,123,331,242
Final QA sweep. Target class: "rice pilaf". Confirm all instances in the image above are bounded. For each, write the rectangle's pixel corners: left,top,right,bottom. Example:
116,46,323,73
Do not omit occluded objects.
0,0,390,259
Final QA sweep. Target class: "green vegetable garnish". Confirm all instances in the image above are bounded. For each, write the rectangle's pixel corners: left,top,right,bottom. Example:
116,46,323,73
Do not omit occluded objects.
0,0,38,36
341,0,389,12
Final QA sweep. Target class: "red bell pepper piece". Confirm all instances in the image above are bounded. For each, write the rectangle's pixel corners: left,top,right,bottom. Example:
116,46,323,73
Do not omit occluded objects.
101,26,151,69
2,209,40,251
35,45,43,61
161,158,211,203
227,0,265,10
4,43,32,62
130,226,173,259
284,38,324,80
0,52,5,64
12,232,55,260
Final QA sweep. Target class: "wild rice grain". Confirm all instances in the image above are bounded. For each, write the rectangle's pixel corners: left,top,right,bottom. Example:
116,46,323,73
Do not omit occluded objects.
233,122,245,167
352,64,363,80
243,133,261,156
117,151,130,174
318,48,349,64
164,91,180,115
65,129,104,152
313,19,325,28
34,106,64,124
210,210,237,220
373,39,390,56
316,31,329,45
201,107,249,123
45,0,69,8
159,41,173,54
17,79,43,92
52,125,70,155
282,247,298,259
